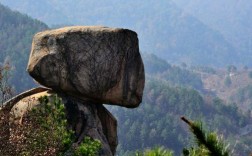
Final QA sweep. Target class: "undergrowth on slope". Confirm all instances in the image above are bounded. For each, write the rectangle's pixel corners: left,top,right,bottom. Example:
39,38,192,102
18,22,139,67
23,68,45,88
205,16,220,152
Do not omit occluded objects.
1,95,101,156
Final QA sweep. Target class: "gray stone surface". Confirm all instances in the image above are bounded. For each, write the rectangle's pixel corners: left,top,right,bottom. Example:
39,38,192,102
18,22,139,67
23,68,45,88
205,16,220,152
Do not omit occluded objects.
27,26,145,108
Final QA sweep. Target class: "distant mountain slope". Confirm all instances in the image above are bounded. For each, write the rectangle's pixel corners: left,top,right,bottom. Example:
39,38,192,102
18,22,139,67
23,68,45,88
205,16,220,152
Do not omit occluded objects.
0,0,70,25
143,53,252,114
0,0,240,67
172,0,252,65
199,68,252,112
108,54,252,155
0,3,48,92
108,78,252,155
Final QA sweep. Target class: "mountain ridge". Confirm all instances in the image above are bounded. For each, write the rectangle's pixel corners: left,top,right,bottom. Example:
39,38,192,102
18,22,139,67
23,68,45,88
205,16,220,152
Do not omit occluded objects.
0,0,241,67
172,0,252,65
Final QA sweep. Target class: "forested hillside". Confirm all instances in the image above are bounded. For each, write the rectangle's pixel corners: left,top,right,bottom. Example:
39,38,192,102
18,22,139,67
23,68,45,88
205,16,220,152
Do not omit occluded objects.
108,55,252,155
198,67,252,113
0,3,48,92
0,0,241,67
143,54,203,90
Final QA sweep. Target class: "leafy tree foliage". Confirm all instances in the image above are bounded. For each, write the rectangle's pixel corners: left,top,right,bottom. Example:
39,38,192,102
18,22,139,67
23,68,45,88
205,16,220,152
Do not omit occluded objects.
74,137,101,156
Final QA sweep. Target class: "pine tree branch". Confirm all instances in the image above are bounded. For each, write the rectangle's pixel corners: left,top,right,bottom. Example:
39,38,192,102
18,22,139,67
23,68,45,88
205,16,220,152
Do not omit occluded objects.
181,116,229,156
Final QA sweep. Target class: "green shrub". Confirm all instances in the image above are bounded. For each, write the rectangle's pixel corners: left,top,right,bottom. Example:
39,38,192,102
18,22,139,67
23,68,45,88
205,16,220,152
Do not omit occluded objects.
17,95,74,155
135,147,173,156
74,136,101,156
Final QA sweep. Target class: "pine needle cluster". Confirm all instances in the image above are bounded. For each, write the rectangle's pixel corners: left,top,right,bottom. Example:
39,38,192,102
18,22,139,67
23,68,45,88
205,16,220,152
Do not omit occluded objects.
181,116,229,156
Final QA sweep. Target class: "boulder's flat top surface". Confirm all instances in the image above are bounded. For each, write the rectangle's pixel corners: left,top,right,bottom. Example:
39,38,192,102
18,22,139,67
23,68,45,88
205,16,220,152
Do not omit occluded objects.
35,26,136,36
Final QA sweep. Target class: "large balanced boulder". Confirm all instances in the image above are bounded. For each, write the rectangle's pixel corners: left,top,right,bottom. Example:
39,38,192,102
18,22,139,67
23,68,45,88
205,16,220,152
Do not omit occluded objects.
27,26,145,108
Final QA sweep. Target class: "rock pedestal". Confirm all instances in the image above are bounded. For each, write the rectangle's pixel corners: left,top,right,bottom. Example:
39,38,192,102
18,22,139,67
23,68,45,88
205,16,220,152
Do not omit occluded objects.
7,88,117,155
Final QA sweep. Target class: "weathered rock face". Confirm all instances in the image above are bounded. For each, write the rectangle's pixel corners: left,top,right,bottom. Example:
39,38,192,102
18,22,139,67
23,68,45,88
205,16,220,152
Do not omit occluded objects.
27,26,145,108
7,87,117,156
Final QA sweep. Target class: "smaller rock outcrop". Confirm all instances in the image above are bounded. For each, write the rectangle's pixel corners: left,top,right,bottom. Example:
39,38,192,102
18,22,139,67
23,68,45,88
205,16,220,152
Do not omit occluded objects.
8,88,117,155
